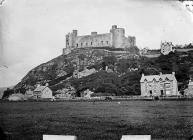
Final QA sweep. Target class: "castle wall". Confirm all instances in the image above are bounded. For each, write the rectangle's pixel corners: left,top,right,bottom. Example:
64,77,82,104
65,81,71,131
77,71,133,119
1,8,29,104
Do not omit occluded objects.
64,25,137,55
75,33,112,48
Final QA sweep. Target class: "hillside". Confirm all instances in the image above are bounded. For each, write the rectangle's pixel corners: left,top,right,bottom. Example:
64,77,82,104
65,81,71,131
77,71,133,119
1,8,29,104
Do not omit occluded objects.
13,47,193,96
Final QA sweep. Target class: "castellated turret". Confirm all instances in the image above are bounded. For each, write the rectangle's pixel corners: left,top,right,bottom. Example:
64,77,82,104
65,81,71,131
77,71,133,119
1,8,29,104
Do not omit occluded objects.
110,25,125,48
66,30,78,48
63,25,136,55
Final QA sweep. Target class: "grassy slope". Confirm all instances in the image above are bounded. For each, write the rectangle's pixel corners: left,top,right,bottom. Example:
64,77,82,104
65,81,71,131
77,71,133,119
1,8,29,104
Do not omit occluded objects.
0,101,192,140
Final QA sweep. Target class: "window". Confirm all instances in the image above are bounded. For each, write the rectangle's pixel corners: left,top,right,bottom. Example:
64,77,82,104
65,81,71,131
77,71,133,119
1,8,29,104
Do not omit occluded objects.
91,42,93,45
76,44,78,47
86,43,88,46
186,4,189,7
165,83,171,88
101,41,103,45
81,43,83,46
106,41,108,45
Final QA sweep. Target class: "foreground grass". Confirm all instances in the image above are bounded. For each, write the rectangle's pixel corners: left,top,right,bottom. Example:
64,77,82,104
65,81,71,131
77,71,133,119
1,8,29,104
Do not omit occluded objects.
0,101,193,140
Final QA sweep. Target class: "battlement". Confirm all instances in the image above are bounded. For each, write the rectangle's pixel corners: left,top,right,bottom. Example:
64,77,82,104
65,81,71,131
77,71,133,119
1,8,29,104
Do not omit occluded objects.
63,25,136,55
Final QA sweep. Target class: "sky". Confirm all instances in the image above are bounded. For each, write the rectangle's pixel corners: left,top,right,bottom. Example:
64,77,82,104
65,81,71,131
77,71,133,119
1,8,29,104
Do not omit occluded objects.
0,0,193,87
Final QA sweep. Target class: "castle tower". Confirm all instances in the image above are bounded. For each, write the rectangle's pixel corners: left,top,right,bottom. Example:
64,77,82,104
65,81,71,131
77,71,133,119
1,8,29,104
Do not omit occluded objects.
110,25,125,48
66,30,78,48
128,36,136,47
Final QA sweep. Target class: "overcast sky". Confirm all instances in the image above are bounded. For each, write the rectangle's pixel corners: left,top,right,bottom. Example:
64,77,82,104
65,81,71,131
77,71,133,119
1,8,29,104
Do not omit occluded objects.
0,0,193,87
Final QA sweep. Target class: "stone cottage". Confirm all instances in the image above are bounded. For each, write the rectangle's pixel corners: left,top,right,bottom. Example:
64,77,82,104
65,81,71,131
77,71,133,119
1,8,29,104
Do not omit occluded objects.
140,72,178,96
33,85,53,99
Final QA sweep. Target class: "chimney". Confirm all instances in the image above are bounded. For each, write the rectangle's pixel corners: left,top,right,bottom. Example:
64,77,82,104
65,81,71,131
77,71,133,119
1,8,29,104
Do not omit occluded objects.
91,32,97,36
45,83,49,87
105,66,108,71
159,72,162,75
112,25,117,30
172,72,175,75
142,73,144,77
36,83,41,88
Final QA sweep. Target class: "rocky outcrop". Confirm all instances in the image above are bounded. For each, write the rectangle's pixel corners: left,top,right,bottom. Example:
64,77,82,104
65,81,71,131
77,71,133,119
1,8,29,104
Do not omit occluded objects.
15,47,132,91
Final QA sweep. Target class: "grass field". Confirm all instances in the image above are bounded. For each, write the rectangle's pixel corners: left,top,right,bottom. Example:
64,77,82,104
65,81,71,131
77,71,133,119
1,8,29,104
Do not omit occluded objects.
0,101,193,140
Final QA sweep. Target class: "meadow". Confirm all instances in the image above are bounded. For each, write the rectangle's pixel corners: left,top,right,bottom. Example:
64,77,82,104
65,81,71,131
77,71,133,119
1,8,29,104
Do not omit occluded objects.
0,100,193,140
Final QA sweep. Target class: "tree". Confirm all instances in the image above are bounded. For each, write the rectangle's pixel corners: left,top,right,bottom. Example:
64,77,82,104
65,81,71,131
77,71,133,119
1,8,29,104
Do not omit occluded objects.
103,55,117,66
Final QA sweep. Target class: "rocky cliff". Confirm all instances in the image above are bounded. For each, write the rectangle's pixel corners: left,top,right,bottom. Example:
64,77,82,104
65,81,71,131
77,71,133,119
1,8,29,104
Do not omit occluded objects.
15,47,139,92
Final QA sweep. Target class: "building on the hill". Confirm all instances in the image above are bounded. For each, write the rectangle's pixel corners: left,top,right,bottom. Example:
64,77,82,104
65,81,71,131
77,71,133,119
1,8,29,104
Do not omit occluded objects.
160,41,193,55
63,25,136,55
140,72,178,96
140,47,149,55
73,68,97,79
33,85,53,99
140,48,161,58
160,41,175,55
182,0,193,13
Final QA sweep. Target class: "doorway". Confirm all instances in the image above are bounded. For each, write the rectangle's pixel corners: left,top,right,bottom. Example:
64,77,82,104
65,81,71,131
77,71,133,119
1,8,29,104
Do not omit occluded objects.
149,90,152,96
161,90,164,96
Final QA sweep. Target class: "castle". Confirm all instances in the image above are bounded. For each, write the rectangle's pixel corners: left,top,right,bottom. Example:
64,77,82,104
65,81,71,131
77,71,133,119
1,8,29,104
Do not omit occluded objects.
63,25,136,55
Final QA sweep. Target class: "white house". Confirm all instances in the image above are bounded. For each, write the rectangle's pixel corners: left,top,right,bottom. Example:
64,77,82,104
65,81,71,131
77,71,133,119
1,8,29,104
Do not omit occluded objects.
34,86,53,99
160,41,175,55
140,72,178,96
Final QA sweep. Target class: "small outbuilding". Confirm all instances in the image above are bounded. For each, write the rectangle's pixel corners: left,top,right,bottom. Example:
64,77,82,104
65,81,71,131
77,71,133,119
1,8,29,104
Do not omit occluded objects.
25,89,34,99
33,86,53,99
80,89,94,98
184,79,193,96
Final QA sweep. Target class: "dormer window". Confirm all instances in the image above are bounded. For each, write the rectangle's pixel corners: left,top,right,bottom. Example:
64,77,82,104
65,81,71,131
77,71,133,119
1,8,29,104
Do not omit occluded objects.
165,77,169,81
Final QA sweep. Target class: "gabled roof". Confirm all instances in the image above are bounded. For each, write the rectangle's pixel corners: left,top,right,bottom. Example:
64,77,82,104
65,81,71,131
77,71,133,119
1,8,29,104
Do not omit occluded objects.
34,86,47,92
140,73,176,83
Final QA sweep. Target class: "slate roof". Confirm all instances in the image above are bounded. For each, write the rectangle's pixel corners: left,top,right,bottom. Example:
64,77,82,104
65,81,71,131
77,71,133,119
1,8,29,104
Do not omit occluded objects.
140,73,176,82
34,86,47,92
